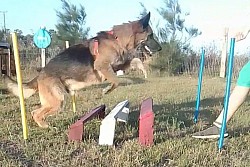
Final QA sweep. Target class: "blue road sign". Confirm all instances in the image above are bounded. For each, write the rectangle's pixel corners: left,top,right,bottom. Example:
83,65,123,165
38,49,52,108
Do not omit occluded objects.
33,28,51,49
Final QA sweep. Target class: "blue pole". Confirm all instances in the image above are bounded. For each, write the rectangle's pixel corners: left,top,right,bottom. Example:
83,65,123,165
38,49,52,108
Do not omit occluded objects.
218,38,235,151
194,48,205,123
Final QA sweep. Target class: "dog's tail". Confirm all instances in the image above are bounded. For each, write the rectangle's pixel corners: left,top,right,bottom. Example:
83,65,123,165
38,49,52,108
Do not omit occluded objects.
4,75,38,99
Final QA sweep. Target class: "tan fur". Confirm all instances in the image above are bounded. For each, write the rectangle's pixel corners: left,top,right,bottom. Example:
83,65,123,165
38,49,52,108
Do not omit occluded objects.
5,12,161,128
92,22,149,93
31,74,65,128
5,75,38,99
7,82,36,98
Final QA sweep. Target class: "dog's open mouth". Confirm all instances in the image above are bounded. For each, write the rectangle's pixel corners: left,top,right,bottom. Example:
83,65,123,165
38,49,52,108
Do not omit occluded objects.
144,45,153,55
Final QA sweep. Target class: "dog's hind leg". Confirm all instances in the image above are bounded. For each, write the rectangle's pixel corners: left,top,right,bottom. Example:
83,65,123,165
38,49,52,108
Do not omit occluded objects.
31,107,51,128
31,78,64,128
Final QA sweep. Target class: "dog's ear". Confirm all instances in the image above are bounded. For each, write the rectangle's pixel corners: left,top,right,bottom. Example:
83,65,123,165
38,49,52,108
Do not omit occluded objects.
139,12,151,29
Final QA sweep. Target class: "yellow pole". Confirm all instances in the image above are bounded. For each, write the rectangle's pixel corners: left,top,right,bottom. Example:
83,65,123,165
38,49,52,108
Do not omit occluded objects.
12,32,28,139
65,41,76,113
71,92,76,113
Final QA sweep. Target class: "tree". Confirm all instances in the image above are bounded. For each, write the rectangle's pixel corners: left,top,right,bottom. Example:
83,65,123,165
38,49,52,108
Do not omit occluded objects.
151,0,201,75
48,29,64,48
0,29,4,41
138,2,148,18
157,0,183,41
157,0,201,42
55,0,90,45
14,29,24,40
0,28,12,42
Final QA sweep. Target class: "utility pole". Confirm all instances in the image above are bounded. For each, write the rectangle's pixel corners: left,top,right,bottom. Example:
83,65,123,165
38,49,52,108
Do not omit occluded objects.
0,11,7,40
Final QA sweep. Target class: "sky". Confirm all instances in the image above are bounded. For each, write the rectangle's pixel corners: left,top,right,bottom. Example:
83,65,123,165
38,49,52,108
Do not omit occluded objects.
1,0,250,54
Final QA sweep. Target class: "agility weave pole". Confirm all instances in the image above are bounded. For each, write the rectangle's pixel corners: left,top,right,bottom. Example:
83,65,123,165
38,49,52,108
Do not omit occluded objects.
12,32,28,139
193,48,205,123
71,91,76,113
218,38,235,151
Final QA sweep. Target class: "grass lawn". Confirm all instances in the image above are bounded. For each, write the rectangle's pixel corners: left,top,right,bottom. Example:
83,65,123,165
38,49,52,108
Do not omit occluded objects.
0,74,250,167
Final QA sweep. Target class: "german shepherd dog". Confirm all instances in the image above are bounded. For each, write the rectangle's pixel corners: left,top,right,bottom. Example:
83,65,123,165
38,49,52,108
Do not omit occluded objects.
5,12,162,128
112,40,153,78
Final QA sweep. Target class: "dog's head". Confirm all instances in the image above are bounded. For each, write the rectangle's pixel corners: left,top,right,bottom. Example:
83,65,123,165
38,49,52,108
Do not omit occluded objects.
133,12,162,55
112,12,161,56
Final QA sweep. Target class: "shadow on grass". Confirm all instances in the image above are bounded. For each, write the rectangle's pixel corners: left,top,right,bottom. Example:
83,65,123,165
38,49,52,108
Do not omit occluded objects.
79,106,141,145
113,105,141,146
0,95,12,101
113,97,227,145
152,97,225,143
228,126,250,138
154,96,225,127
67,96,250,146
0,140,42,167
0,88,11,100
87,76,148,90
0,88,8,94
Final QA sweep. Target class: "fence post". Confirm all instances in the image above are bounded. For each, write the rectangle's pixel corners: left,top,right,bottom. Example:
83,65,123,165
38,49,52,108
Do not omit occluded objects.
65,41,69,49
220,27,229,78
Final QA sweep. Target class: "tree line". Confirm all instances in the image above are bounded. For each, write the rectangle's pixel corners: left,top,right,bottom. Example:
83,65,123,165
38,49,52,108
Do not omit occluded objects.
1,0,204,75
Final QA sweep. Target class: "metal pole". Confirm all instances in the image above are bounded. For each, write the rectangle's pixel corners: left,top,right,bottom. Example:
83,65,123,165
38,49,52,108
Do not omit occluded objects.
218,38,235,151
194,48,205,123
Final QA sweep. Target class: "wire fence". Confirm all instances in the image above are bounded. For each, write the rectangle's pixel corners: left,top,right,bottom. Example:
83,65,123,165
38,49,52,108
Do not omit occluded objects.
3,46,249,80
19,47,62,69
177,54,249,79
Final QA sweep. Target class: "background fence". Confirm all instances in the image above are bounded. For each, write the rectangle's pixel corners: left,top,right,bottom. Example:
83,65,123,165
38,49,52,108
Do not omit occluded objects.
13,46,250,80
178,54,249,79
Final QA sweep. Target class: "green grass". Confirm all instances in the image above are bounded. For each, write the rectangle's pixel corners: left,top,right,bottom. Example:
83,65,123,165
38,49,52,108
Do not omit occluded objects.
0,74,250,167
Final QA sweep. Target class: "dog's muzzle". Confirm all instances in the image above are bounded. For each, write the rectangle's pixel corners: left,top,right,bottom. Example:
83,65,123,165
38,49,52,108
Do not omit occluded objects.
144,45,153,54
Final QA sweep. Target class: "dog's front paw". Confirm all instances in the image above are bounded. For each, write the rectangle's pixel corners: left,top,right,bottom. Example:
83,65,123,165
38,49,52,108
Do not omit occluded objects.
102,86,112,95
102,88,109,95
